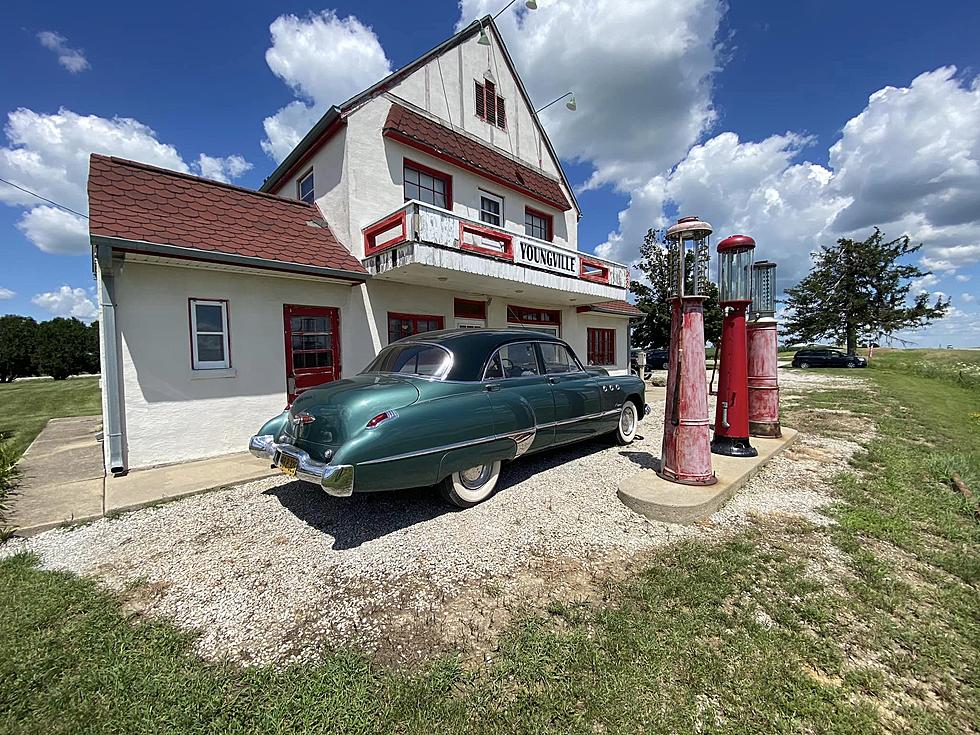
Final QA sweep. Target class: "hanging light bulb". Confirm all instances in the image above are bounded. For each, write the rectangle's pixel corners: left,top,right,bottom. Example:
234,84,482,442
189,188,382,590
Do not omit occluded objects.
525,0,538,9
565,95,577,111
478,26,491,45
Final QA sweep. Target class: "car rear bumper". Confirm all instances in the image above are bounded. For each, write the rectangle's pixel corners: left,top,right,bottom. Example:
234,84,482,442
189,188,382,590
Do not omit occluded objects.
248,434,354,497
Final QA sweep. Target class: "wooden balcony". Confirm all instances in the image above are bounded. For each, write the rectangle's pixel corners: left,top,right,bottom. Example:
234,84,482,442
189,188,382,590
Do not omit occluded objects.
361,201,630,304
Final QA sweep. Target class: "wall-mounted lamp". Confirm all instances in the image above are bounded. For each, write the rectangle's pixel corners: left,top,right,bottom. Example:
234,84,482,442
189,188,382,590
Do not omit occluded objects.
535,91,577,114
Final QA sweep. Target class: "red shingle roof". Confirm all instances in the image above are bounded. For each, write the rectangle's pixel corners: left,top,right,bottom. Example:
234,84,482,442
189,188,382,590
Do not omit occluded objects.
88,154,367,278
578,300,643,317
383,104,572,212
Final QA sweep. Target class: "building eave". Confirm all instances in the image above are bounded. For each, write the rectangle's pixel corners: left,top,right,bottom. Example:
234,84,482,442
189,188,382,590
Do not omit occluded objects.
92,235,370,283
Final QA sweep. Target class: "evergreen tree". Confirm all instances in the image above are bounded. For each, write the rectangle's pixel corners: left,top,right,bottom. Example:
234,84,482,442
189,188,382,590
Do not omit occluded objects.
783,229,949,354
630,228,723,348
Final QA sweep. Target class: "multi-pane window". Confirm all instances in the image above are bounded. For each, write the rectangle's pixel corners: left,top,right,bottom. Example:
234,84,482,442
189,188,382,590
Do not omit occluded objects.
189,299,230,369
525,208,552,241
387,312,445,345
507,305,560,336
289,315,334,369
587,328,616,366
479,192,503,226
403,163,450,209
298,169,314,203
475,79,506,129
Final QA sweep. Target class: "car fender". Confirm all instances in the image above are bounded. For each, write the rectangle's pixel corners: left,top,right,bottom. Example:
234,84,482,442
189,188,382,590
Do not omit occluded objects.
256,410,289,440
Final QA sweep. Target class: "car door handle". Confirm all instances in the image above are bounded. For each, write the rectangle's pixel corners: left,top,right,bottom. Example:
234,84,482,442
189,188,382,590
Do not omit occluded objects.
548,377,559,384
485,384,501,392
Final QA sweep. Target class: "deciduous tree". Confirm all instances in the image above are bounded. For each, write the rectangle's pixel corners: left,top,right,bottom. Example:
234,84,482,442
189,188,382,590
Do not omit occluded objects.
35,317,100,380
782,229,949,354
0,315,38,382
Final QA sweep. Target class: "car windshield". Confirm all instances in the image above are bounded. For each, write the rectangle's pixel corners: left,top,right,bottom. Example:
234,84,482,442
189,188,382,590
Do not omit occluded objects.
362,343,452,379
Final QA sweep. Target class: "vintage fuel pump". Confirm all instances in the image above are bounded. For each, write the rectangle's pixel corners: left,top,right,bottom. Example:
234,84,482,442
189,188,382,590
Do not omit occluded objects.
711,235,757,457
747,260,781,437
658,216,716,486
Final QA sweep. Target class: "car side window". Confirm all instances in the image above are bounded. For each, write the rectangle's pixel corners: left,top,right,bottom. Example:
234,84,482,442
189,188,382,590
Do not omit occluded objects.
488,343,540,379
538,342,578,374
484,353,504,380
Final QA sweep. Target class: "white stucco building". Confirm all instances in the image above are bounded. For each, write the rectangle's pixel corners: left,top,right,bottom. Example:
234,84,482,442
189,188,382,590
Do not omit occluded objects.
88,16,640,474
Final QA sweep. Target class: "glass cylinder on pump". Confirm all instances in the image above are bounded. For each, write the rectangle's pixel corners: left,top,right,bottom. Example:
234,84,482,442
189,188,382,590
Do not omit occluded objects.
747,260,781,437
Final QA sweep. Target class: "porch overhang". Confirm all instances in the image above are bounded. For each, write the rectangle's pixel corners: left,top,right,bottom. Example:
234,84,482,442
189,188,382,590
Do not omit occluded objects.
361,201,630,306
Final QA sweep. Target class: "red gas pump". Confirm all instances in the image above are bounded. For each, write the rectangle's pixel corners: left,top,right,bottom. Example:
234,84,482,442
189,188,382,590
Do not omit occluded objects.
659,216,716,486
747,260,781,437
712,235,757,457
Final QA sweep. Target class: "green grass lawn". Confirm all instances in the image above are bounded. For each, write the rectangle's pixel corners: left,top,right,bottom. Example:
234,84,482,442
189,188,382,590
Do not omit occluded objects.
1,355,978,733
0,378,101,459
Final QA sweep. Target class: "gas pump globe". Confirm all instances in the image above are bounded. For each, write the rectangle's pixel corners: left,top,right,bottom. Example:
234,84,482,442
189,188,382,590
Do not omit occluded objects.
747,260,781,437
712,235,758,457
658,216,716,486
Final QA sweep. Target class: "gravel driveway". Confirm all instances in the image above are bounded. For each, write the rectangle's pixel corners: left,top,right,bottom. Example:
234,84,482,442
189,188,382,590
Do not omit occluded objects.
4,368,869,666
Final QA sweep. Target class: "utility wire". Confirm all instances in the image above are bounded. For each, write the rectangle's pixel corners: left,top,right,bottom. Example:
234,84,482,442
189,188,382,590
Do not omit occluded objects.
0,176,88,219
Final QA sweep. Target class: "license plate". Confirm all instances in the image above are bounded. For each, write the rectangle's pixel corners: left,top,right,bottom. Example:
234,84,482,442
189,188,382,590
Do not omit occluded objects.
277,451,299,477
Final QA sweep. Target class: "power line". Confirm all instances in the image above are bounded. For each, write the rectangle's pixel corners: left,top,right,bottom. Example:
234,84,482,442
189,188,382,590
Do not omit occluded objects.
0,176,88,219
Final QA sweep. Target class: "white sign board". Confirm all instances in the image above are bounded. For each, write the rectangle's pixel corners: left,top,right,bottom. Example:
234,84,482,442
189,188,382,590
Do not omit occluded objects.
515,239,579,277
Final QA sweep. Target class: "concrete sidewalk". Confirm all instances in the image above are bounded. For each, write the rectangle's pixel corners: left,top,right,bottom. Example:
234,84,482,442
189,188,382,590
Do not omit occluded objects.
9,416,276,537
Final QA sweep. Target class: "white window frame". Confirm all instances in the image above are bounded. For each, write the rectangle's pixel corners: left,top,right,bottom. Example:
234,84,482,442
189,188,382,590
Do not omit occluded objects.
479,190,504,227
190,299,230,370
298,169,314,203
456,318,486,329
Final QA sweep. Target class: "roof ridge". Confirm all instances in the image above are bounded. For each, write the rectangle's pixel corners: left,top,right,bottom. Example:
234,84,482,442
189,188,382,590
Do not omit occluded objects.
92,154,318,211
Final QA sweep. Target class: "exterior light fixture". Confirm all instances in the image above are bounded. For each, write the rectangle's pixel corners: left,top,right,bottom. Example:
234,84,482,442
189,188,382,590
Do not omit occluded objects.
492,0,539,19
478,26,491,45
525,0,538,8
535,91,577,114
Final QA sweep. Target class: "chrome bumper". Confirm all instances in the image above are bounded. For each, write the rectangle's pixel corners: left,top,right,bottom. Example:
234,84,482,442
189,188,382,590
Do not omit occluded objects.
248,434,354,497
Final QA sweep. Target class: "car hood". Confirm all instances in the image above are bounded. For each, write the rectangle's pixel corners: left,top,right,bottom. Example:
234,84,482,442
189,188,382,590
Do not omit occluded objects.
284,374,422,453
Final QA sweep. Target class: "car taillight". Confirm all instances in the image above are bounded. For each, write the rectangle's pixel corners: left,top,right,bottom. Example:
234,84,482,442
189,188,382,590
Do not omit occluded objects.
365,410,398,429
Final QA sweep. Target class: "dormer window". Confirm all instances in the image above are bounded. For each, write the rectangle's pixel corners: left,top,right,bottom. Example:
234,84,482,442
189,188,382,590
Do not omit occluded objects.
475,79,506,129
298,169,314,203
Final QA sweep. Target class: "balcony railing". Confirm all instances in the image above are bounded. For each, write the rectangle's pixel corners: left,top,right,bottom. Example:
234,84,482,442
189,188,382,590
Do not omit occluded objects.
361,200,630,289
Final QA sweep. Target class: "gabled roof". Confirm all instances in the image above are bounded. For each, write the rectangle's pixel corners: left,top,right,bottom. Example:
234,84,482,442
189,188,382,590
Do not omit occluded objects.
259,16,581,215
88,154,367,280
384,103,572,211
576,300,643,317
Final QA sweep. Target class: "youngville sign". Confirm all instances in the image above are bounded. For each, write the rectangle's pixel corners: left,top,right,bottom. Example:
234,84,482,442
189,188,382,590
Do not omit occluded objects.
515,239,579,277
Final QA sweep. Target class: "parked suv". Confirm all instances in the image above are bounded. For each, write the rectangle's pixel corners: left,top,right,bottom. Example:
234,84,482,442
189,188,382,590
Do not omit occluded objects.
791,348,867,369
630,347,670,377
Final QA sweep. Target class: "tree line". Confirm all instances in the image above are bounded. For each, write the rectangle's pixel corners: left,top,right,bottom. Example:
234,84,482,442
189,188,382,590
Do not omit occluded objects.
629,227,948,353
0,316,100,382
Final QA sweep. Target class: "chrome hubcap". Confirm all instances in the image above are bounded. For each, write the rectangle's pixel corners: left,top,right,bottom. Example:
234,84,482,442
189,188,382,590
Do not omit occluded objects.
460,464,492,489
620,405,635,435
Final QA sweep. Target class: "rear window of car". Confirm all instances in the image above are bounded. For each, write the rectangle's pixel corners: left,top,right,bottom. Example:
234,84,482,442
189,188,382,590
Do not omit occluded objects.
363,343,452,379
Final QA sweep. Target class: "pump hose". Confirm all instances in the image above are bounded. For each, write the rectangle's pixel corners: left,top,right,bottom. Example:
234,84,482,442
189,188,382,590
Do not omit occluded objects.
708,336,720,396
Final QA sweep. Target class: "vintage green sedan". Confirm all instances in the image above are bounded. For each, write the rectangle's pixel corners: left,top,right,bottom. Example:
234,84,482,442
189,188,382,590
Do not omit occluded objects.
249,329,649,507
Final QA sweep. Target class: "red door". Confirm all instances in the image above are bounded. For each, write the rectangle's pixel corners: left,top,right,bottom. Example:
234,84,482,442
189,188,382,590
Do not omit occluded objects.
284,305,340,403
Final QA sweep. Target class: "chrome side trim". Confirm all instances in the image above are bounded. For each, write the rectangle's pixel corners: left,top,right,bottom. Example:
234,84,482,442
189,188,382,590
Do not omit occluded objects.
536,407,621,430
359,427,538,466
248,435,354,497
511,430,536,458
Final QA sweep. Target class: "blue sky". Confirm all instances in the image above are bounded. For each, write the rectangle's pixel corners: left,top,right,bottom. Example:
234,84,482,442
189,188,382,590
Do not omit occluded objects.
2,0,979,345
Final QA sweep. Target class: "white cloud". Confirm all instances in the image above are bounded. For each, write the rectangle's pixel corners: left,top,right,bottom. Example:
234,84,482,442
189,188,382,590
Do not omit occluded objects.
37,31,90,73
261,11,393,161
595,66,980,295
31,285,97,320
955,274,971,282
0,287,15,300
458,0,724,190
195,153,253,183
0,108,251,255
16,206,89,255
962,293,976,303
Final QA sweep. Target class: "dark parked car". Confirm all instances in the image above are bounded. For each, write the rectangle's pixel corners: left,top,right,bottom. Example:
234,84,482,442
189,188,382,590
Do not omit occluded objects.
251,329,649,508
791,348,867,369
630,347,670,377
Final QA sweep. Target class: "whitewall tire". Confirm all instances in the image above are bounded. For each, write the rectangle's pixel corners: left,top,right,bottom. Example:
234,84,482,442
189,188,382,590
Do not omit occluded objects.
440,460,502,508
615,401,639,445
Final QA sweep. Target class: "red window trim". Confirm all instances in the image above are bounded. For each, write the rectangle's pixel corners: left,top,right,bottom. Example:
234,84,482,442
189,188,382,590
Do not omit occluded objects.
363,210,408,256
454,298,487,320
475,80,507,131
587,327,616,366
403,158,453,209
387,312,445,344
579,256,611,284
507,305,562,326
525,206,553,242
459,220,514,260
187,297,231,370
